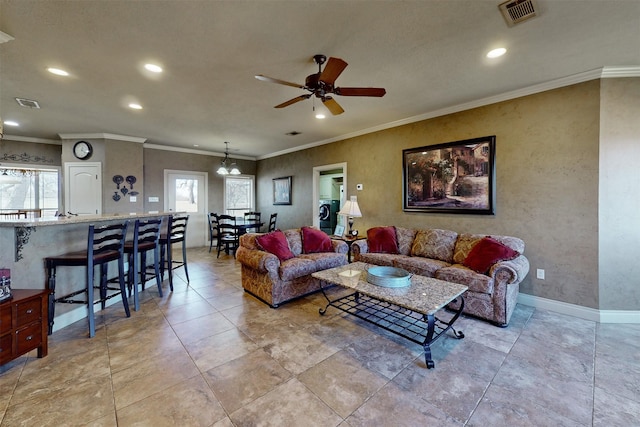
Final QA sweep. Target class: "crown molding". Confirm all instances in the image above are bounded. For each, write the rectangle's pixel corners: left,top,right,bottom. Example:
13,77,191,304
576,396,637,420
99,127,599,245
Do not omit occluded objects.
143,143,256,161
58,133,147,143
257,66,640,160
2,135,61,145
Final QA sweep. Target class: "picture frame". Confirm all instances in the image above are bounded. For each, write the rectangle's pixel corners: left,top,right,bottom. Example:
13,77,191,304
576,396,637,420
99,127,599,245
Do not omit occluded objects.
402,135,496,215
333,224,345,237
273,176,292,205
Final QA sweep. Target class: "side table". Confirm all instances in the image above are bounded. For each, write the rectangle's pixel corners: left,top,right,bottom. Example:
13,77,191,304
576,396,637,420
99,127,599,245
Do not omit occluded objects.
334,236,365,262
0,289,49,366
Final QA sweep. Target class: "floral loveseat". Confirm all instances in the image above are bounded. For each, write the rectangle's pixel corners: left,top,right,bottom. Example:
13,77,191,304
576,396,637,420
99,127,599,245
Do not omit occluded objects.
351,226,530,326
236,227,348,307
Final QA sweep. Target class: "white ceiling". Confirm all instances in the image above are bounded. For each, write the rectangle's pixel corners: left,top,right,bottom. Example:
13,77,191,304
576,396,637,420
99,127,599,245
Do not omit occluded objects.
1,0,639,160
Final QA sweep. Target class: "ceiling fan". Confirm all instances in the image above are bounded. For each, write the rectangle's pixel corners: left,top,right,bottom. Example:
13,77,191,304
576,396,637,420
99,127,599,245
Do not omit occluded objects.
255,54,386,115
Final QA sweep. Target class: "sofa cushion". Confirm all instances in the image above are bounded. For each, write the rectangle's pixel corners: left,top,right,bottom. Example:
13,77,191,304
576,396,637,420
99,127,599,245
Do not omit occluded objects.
299,252,346,271
367,226,399,254
463,237,520,274
256,230,295,262
301,226,333,253
395,227,417,256
411,229,457,263
452,233,485,264
357,252,398,267
435,265,494,295
284,229,303,256
279,257,318,281
393,256,450,278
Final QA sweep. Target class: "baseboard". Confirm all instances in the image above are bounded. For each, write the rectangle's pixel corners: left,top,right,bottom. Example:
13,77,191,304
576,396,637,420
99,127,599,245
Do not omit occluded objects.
518,293,640,323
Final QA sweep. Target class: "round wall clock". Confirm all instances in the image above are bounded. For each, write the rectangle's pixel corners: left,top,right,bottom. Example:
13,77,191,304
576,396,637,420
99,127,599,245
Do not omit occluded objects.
73,140,93,160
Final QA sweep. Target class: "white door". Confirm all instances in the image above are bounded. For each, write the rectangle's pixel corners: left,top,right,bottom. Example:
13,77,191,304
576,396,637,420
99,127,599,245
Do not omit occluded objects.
65,162,102,215
164,170,207,248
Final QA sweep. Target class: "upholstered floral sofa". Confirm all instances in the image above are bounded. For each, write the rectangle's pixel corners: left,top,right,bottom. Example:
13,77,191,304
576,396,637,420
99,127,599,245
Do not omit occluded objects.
236,227,348,307
351,226,530,326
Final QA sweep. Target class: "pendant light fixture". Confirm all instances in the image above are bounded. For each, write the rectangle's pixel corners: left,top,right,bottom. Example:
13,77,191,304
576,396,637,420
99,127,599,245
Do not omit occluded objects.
217,141,241,175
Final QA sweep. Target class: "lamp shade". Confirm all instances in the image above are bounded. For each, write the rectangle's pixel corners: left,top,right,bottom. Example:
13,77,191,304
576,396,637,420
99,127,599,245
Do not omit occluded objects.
339,196,362,217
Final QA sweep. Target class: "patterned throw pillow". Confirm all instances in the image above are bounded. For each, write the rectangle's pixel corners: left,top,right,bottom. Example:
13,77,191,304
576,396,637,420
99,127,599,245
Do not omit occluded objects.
463,237,520,274
395,227,417,256
256,230,295,262
411,229,458,263
301,226,333,253
367,226,399,254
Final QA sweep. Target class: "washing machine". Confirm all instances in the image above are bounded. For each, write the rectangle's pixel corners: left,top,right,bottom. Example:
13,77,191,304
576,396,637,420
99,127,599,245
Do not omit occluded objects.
319,199,340,234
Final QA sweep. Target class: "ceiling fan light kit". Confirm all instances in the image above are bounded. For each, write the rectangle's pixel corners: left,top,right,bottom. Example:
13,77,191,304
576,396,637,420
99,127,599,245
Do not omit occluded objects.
255,54,386,115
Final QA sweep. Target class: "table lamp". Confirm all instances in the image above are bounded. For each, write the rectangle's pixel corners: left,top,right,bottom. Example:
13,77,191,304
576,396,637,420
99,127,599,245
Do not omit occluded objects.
339,195,362,237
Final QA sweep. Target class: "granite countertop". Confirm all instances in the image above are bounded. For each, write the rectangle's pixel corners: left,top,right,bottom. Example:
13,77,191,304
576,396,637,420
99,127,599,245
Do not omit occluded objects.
0,212,175,228
312,261,468,315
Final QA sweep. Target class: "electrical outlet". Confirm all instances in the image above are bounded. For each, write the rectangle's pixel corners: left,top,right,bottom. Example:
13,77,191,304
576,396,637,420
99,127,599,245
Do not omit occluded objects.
536,269,545,280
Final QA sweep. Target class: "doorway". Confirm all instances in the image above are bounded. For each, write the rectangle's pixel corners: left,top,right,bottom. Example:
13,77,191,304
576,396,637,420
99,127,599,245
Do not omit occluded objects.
312,162,347,232
164,170,208,248
65,162,102,215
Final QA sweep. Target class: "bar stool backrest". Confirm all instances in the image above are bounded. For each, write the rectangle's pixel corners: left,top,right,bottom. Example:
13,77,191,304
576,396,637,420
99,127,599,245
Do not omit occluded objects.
89,221,129,260
268,212,277,232
169,214,189,243
133,217,162,249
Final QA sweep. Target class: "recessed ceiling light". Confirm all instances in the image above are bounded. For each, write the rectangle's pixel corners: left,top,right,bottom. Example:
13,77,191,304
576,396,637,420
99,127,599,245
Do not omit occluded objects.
128,103,143,110
4,120,19,127
486,48,507,58
47,67,69,76
193,144,199,147
315,113,326,119
144,63,163,73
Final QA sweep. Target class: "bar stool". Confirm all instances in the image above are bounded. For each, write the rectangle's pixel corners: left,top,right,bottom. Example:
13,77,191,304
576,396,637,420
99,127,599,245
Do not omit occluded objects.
124,217,163,311
45,221,130,337
159,214,189,290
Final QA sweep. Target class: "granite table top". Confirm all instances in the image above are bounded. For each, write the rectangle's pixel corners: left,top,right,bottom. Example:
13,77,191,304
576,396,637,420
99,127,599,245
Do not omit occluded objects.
312,262,468,316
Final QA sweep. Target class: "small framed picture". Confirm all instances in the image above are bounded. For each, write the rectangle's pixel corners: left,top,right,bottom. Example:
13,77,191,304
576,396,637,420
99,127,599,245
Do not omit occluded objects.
273,176,292,205
333,225,345,237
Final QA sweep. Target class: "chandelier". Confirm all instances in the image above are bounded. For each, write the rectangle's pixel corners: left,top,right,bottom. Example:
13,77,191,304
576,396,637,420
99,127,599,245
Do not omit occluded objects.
216,142,241,175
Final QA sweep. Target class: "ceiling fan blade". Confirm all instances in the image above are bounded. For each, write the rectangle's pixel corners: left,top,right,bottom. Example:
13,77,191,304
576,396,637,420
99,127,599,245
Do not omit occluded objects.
334,87,386,97
322,96,345,115
255,74,305,89
319,57,348,85
274,94,311,108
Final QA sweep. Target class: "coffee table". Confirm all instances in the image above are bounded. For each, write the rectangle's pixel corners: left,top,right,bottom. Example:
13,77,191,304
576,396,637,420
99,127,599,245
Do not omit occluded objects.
312,262,468,368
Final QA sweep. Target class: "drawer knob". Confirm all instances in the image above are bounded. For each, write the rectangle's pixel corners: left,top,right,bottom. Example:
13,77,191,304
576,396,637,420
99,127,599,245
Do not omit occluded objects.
26,335,33,341
26,309,33,314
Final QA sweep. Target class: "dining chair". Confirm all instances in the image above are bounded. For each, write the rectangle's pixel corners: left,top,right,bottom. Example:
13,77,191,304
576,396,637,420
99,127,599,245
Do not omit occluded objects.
268,212,277,232
124,217,163,311
216,214,239,258
207,212,218,252
243,211,262,233
159,214,190,290
45,221,130,337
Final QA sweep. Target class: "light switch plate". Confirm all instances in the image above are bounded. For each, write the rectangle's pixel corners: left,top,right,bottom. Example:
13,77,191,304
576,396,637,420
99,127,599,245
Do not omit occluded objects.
148,196,159,202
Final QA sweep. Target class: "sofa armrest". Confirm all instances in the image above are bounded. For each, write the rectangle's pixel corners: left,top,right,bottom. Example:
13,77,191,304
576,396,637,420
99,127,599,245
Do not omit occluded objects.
331,239,349,254
236,246,280,273
488,254,530,285
351,239,368,258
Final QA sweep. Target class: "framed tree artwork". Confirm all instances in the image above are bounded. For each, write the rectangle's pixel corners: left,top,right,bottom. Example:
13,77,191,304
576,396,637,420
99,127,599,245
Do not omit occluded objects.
402,135,496,214
273,176,292,205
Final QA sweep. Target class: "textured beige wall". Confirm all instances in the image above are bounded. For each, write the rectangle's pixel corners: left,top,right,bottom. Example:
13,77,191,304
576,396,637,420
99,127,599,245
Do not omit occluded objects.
104,139,144,214
143,148,257,214
256,80,602,308
598,78,640,310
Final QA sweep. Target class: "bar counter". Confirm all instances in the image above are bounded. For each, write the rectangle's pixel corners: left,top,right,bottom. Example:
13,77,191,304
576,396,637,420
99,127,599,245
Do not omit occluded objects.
0,212,172,332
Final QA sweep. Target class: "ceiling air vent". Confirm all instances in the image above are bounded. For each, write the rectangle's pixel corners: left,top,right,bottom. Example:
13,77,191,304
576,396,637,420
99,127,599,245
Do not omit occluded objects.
499,0,538,27
15,97,41,109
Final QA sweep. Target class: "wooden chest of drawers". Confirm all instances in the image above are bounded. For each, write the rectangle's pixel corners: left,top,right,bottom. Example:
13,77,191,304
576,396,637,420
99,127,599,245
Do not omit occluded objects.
0,289,49,366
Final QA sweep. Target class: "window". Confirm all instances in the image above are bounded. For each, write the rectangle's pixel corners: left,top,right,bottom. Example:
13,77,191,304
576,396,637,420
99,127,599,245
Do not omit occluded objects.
224,175,254,217
0,166,60,217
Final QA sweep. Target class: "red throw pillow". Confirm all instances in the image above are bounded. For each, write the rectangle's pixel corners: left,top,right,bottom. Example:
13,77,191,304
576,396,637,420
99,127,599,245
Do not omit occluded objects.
463,237,520,274
301,226,333,253
256,230,295,262
367,226,399,254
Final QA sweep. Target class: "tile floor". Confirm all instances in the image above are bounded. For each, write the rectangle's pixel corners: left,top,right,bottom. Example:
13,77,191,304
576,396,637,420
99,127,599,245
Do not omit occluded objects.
1,247,639,426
